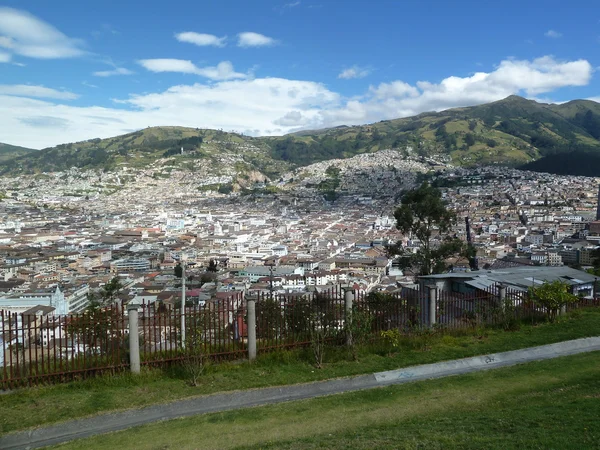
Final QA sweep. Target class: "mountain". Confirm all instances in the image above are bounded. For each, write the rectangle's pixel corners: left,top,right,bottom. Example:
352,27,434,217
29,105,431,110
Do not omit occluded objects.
2,96,600,177
268,95,600,170
0,143,37,162
0,127,289,179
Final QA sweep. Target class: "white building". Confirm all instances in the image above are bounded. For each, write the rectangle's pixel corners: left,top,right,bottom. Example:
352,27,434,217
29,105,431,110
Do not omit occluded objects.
0,286,69,315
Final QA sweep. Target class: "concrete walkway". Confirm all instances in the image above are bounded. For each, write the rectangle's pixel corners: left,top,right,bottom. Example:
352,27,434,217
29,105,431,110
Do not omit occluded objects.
2,336,600,450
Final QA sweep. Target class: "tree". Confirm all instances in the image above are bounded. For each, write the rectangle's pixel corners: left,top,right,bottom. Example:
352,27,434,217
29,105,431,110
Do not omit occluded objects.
464,133,476,147
67,292,125,358
593,248,600,268
174,262,183,278
207,259,218,272
529,280,578,322
392,183,459,276
199,271,218,285
99,277,123,306
587,248,600,277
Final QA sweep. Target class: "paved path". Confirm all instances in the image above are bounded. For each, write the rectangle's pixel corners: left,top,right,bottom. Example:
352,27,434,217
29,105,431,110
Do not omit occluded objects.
2,336,600,450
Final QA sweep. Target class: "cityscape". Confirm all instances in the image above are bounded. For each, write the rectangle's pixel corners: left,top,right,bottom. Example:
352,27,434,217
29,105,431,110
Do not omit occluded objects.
2,1,600,448
1,161,600,317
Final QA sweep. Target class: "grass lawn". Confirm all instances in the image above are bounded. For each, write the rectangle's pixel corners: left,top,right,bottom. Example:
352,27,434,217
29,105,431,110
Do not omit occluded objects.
1,308,599,436
51,351,600,450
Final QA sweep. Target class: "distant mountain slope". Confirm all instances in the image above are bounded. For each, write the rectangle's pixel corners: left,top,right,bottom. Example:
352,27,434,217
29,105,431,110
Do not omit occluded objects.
2,96,600,176
0,127,289,178
0,143,37,162
268,95,600,169
520,151,600,177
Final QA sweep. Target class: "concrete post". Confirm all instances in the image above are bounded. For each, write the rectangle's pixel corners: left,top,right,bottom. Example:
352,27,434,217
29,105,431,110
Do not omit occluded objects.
344,289,354,347
428,287,437,327
499,285,507,311
247,298,256,361
127,304,140,374
181,264,186,349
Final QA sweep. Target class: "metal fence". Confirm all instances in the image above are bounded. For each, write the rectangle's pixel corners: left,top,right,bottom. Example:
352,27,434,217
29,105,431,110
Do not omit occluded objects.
2,287,600,389
1,307,128,389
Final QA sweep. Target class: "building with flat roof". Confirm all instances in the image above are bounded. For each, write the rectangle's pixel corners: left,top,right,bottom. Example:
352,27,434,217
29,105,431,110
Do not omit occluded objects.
419,266,598,298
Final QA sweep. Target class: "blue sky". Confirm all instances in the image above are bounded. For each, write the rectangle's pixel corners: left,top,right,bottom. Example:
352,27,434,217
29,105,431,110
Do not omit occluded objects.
0,0,599,148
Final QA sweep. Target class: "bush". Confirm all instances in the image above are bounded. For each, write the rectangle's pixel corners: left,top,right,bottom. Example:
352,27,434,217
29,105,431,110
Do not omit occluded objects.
309,312,328,369
182,329,207,386
345,308,373,360
529,281,578,322
381,329,402,355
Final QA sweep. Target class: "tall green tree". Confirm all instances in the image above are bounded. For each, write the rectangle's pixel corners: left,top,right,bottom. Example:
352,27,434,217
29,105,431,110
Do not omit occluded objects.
391,183,460,275
587,248,600,277
207,259,219,272
174,262,183,278
99,276,123,305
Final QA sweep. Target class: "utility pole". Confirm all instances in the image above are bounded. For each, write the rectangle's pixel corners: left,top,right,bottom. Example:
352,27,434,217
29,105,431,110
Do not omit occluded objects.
181,256,186,349
269,263,274,300
180,256,196,349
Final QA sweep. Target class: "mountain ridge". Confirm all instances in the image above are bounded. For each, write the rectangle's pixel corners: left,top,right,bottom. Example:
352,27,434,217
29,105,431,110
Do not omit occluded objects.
2,95,600,177
0,143,37,163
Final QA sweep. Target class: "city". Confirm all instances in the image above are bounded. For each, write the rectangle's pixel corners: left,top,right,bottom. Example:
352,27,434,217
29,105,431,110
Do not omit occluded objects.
2,1,600,448
1,161,599,318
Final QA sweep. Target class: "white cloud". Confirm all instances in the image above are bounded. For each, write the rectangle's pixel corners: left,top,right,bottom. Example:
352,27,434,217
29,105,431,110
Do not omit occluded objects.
0,7,86,59
274,110,305,126
175,32,227,47
338,65,371,79
274,1,301,13
0,50,10,62
0,84,78,100
0,78,338,148
369,81,419,98
319,56,592,126
93,67,134,77
138,58,198,74
0,55,593,149
138,59,246,80
545,29,562,38
91,23,120,39
82,81,99,89
237,32,278,47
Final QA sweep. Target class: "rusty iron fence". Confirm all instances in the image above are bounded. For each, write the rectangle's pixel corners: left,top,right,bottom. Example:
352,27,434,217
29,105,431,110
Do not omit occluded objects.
2,286,600,389
0,306,128,390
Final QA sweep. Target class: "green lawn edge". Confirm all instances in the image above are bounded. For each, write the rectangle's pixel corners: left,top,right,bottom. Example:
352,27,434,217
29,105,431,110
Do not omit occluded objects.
1,308,599,436
51,350,600,450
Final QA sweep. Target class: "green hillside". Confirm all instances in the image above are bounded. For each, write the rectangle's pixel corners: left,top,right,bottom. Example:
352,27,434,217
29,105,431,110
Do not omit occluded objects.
268,95,600,169
2,96,600,176
0,127,288,178
0,142,37,162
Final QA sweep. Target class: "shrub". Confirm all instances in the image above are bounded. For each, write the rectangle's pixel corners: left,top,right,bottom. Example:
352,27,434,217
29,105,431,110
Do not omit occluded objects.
345,308,373,360
529,280,578,322
182,328,207,387
309,312,328,369
381,329,402,353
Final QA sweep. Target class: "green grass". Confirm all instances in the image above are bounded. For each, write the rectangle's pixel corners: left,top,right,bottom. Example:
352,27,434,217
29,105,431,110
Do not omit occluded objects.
1,308,599,436
50,351,600,450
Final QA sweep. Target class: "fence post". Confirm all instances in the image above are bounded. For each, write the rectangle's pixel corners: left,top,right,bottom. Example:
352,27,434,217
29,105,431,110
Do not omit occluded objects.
428,287,437,327
247,297,256,362
344,289,354,347
498,285,507,311
127,304,140,374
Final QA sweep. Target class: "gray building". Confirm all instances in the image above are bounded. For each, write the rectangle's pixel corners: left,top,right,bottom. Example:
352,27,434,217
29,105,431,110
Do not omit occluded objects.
419,266,598,298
